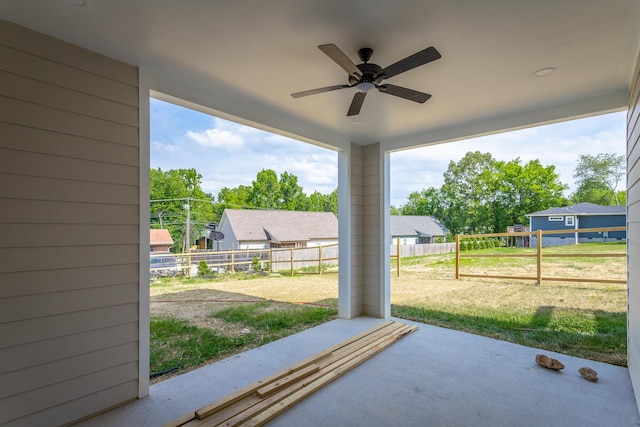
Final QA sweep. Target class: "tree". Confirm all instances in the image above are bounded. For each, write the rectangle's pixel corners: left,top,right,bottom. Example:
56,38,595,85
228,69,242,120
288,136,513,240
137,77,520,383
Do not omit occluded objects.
492,159,567,231
440,151,497,234
401,187,444,218
573,153,625,205
248,169,281,209
397,152,568,236
150,168,214,251
278,171,307,210
307,188,338,215
217,185,252,207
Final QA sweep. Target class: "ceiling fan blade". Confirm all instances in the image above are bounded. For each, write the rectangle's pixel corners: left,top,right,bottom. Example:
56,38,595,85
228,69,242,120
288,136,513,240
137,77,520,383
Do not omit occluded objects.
377,84,431,103
376,46,441,82
291,84,351,98
347,92,367,116
318,44,362,78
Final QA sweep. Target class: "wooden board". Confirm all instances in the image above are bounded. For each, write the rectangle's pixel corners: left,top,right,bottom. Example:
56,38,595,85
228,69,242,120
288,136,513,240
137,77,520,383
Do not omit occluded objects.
164,320,417,427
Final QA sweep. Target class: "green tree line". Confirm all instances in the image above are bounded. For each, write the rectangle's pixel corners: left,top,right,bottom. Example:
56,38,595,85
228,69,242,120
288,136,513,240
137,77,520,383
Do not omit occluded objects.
151,151,624,250
392,151,625,235
150,168,337,251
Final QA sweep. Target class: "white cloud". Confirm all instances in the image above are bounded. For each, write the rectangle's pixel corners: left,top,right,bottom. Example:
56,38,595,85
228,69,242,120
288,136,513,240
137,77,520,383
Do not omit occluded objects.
187,128,244,148
151,140,180,153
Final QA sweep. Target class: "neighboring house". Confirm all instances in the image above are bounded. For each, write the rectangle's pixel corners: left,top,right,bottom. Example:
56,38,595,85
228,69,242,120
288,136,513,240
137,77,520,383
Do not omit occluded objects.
150,229,174,253
390,215,448,244
217,209,338,250
527,203,626,247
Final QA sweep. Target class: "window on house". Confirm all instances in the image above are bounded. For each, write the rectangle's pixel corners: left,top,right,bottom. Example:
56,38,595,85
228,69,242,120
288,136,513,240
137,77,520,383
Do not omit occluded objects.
548,216,563,221
565,216,575,226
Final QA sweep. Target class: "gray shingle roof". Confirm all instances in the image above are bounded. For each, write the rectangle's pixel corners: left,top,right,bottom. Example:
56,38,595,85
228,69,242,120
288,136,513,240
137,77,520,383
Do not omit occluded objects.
221,209,338,242
390,215,448,237
527,202,626,216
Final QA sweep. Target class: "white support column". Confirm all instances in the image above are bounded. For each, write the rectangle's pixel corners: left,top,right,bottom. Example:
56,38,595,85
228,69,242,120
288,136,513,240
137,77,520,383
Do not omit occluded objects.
338,148,351,318
338,142,390,319
138,68,151,398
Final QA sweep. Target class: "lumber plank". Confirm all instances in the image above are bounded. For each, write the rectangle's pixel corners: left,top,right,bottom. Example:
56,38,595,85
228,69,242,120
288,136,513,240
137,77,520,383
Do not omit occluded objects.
194,351,332,420
206,324,418,427
256,364,320,398
194,320,396,420
170,321,416,427
244,325,419,427
161,412,196,427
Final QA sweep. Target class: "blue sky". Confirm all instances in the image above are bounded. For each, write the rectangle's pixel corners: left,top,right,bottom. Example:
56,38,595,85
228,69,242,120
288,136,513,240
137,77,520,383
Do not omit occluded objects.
150,98,626,207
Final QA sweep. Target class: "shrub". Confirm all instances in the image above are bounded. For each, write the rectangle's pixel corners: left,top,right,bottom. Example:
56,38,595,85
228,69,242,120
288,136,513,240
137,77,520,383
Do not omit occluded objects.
198,260,213,277
251,256,262,272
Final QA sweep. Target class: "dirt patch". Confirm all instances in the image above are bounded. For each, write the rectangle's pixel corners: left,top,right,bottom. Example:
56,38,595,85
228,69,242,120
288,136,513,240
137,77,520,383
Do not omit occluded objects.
150,276,339,336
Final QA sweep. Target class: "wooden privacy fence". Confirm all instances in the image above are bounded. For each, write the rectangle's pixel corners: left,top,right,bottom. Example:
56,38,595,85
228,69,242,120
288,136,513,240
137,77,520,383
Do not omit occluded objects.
455,226,626,285
150,242,456,277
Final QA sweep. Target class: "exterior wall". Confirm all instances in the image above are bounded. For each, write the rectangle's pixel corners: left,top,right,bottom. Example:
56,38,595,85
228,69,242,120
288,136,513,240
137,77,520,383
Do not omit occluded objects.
307,239,339,247
627,47,640,414
530,214,626,246
578,215,626,240
151,244,171,254
0,20,141,426
530,216,575,234
216,217,238,250
393,236,419,245
530,236,576,247
529,215,575,247
237,241,269,250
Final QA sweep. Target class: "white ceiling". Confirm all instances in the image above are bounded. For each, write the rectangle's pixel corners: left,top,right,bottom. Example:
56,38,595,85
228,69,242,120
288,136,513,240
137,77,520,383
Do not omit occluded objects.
2,0,639,151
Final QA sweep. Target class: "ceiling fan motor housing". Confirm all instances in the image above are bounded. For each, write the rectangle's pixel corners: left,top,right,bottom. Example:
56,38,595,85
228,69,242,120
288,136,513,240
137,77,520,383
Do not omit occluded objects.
349,63,383,86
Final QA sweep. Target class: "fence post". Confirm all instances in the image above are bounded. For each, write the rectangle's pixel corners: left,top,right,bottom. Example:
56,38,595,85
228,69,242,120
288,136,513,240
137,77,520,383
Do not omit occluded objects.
268,248,272,272
396,238,401,277
536,229,542,285
231,250,235,274
455,234,460,279
290,247,294,276
187,250,192,278
319,246,323,275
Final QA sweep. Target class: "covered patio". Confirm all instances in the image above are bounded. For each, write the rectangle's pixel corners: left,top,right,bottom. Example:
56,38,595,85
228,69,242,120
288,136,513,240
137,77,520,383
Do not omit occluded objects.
78,317,638,426
2,1,640,426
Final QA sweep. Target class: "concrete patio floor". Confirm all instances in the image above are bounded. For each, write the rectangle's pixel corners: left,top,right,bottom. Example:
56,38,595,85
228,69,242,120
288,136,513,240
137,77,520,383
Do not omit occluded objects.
78,317,640,427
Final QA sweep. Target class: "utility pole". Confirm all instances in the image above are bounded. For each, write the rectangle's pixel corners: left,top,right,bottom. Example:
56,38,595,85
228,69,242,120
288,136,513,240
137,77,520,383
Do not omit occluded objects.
184,199,191,251
185,199,191,278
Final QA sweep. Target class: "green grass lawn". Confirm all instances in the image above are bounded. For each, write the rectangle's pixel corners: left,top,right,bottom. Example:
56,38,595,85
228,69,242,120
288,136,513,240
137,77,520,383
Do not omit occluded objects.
150,301,337,377
392,241,627,366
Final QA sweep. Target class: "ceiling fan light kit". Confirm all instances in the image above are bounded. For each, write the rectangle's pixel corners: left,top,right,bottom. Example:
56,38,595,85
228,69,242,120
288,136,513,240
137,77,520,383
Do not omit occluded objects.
291,44,441,116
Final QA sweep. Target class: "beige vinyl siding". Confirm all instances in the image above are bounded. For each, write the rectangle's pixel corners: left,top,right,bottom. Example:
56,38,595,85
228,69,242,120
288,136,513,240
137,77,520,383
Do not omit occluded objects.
627,48,640,413
0,19,140,427
361,143,383,317
349,143,364,316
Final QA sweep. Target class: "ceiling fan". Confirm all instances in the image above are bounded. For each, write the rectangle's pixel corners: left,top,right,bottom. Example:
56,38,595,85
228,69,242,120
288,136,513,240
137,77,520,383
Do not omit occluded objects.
291,44,441,116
